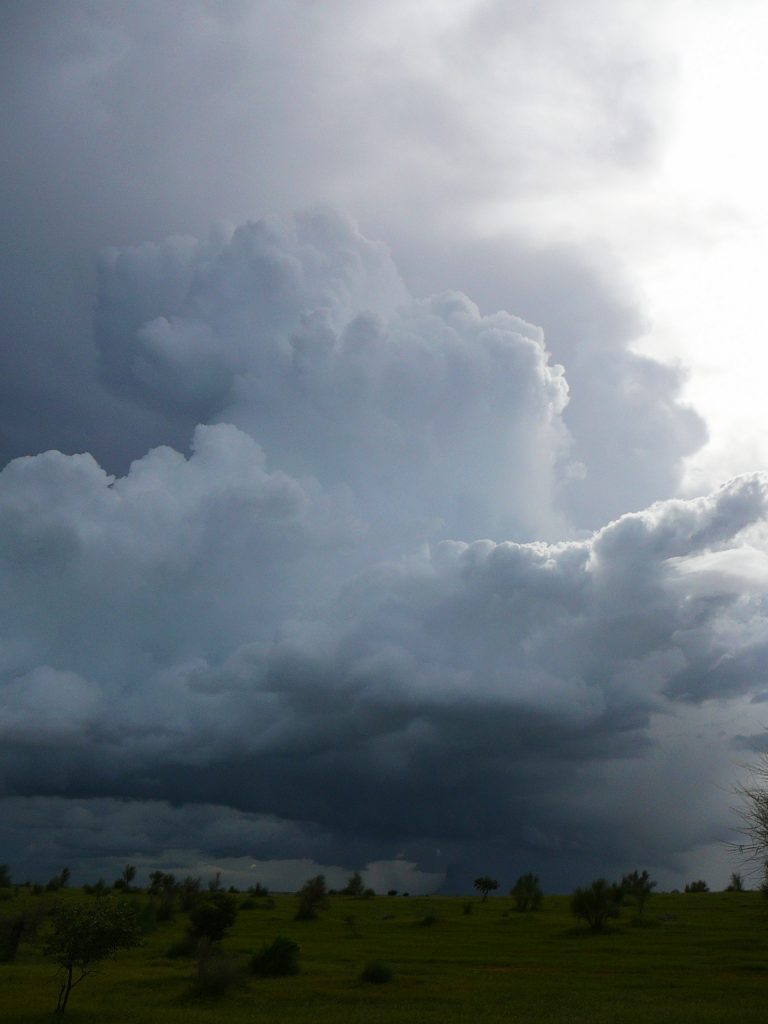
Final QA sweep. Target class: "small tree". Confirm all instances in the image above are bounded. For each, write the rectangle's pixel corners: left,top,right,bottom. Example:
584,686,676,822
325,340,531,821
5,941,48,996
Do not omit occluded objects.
620,869,656,919
473,876,499,901
121,865,137,892
295,875,327,921
571,879,622,931
510,872,543,912
43,899,140,1014
726,871,745,892
684,879,709,893
341,871,365,897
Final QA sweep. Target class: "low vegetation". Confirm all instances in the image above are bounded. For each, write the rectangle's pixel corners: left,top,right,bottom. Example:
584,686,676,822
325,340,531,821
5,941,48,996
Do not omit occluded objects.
2,874,768,1022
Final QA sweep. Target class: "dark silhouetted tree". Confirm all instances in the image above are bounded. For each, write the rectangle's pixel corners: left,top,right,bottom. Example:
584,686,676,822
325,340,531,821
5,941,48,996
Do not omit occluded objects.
620,869,656,918
510,872,543,912
473,876,499,900
341,871,365,897
684,879,709,893
121,865,136,891
571,879,622,931
726,871,745,892
295,875,327,920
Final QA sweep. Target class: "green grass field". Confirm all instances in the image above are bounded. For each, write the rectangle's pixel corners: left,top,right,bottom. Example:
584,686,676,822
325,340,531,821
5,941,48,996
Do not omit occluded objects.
2,888,767,1023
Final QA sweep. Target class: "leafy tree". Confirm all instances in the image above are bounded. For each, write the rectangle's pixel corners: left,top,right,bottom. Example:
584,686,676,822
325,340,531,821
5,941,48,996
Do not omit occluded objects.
341,871,365,897
121,865,137,891
620,869,656,918
510,872,543,912
473,875,499,900
726,871,745,892
684,879,709,893
295,875,328,921
571,878,622,931
43,899,141,1014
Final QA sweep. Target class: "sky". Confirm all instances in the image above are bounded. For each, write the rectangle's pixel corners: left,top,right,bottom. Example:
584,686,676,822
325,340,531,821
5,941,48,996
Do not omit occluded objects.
2,0,768,894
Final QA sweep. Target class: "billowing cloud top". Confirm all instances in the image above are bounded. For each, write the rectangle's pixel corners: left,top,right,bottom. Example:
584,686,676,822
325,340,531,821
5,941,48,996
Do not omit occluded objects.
1,212,766,889
95,210,569,541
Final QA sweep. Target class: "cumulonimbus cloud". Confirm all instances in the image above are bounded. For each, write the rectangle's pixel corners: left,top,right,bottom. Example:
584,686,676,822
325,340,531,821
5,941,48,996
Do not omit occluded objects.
1,212,767,887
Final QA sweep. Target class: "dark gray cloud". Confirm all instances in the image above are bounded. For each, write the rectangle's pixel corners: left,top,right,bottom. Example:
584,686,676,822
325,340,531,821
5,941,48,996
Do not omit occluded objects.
0,369,765,886
0,2,752,890
0,0,702,526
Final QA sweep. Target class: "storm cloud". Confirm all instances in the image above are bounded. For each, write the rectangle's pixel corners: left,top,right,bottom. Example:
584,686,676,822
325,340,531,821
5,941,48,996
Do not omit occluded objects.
0,2,759,891
1,212,766,888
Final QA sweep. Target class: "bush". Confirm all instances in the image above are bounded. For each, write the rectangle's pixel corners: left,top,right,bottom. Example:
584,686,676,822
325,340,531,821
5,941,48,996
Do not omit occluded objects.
571,879,622,931
342,871,365,897
511,872,543,912
620,869,656,918
295,875,327,921
360,960,393,984
684,880,709,893
188,892,238,943
249,936,301,977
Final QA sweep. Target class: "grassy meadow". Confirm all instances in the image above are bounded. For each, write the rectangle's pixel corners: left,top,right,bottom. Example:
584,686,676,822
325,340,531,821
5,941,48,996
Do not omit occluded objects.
1,886,767,1023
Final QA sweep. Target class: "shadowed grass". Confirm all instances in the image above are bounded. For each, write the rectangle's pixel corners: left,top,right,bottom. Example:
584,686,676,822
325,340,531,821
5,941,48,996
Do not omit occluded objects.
1,889,767,1022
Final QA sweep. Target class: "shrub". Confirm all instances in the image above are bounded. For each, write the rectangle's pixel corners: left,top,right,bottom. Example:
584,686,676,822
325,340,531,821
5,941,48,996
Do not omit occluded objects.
295,875,328,921
511,872,543,912
249,935,300,977
571,879,622,931
620,869,656,918
188,892,238,943
684,880,709,893
342,871,365,897
360,960,393,984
